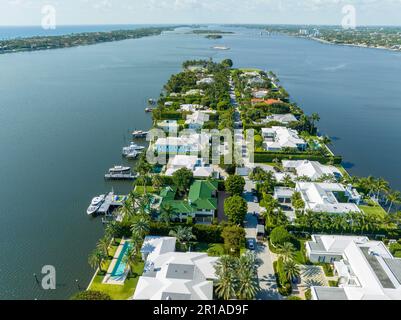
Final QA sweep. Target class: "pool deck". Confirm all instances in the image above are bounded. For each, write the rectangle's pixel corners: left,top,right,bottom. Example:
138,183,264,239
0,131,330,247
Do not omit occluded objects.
102,238,130,285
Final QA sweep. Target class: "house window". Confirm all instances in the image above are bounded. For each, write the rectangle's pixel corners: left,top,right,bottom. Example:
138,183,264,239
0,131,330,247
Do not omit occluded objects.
318,256,325,263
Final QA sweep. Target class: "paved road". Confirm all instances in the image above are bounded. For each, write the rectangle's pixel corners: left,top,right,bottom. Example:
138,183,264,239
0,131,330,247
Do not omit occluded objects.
243,177,280,300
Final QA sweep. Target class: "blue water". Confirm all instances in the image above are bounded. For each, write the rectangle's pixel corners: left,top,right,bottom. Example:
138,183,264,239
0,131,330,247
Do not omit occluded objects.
0,25,400,300
111,242,132,278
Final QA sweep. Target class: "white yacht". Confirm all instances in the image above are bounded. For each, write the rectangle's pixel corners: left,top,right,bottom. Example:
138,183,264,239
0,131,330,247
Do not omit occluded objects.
105,166,137,180
132,130,148,138
122,142,145,156
126,150,139,159
109,165,131,174
86,194,106,215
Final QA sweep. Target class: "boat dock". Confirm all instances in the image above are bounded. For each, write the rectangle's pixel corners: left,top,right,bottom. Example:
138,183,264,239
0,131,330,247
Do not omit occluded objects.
97,192,128,215
104,173,138,180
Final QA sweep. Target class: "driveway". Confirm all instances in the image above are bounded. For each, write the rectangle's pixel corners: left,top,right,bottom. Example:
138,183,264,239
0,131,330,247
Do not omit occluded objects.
243,177,280,300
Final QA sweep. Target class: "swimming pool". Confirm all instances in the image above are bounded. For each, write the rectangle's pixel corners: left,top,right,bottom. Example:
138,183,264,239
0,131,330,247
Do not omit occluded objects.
111,241,132,278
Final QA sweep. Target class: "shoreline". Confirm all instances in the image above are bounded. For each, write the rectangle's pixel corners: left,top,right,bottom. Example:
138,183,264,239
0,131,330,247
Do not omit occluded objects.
0,26,176,56
300,35,401,53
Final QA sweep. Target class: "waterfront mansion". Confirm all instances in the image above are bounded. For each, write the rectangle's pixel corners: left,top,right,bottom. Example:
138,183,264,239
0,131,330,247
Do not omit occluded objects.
262,126,307,151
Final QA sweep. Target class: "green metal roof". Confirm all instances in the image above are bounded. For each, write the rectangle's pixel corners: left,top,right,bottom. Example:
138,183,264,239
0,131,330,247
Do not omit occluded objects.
188,180,218,211
159,180,218,213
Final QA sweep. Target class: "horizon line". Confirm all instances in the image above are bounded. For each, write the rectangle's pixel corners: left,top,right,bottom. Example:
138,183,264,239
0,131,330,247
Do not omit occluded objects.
1,23,401,28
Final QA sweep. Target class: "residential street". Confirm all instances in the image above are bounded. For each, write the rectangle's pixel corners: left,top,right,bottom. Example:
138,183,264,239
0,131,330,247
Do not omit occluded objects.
243,177,280,300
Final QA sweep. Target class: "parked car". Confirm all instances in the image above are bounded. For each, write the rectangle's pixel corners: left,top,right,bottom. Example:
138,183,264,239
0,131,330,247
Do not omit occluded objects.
247,239,255,250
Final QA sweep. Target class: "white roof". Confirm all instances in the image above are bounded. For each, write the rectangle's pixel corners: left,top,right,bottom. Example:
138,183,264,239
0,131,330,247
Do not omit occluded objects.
155,134,209,150
262,126,306,150
197,77,214,85
141,236,177,262
308,235,401,300
274,187,295,198
185,111,210,125
165,155,213,177
283,160,342,180
133,241,218,301
252,90,269,98
180,104,204,112
266,113,297,124
296,182,361,214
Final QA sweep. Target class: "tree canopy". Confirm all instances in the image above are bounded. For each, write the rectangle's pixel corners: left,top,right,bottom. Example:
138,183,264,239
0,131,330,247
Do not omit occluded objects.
224,195,248,225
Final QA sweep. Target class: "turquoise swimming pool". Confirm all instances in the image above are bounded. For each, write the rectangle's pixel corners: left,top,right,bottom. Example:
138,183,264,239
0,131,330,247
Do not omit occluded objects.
111,241,132,278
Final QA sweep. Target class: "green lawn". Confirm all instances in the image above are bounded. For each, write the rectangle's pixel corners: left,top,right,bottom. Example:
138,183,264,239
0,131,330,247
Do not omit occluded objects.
88,261,144,300
192,242,225,256
359,201,387,219
238,68,262,72
133,186,156,194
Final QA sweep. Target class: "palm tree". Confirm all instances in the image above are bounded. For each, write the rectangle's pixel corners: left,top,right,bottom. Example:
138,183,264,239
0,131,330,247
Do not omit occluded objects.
130,216,150,238
320,135,332,146
282,174,294,188
310,113,320,134
104,221,119,241
122,245,138,277
236,267,259,300
283,260,301,283
387,191,401,213
136,156,153,194
152,174,164,192
159,204,177,226
214,255,236,278
215,273,237,300
97,236,111,257
169,226,196,249
299,114,309,132
88,248,107,273
374,178,389,202
131,230,144,256
277,242,296,262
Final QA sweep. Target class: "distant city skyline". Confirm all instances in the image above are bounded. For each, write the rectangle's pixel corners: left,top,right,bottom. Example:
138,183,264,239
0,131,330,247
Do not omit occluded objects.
1,0,401,27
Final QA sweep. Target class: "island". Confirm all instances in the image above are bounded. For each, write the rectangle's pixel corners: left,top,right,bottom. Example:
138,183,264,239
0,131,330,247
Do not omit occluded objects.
0,26,176,54
75,58,401,301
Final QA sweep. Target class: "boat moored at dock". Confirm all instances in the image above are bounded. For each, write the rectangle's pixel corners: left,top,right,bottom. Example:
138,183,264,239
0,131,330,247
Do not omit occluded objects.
87,191,128,216
104,165,138,180
122,142,145,157
86,194,106,215
132,130,148,138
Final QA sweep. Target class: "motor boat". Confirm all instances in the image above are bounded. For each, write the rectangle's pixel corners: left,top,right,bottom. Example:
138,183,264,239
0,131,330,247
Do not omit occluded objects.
104,166,137,180
87,194,106,215
132,130,148,138
108,165,131,174
122,142,145,156
126,150,139,159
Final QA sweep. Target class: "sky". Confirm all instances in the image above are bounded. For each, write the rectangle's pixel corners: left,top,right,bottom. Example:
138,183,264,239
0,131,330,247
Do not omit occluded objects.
1,0,401,26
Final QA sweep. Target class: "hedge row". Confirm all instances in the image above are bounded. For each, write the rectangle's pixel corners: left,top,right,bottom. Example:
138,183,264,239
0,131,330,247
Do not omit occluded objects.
254,151,342,164
115,221,224,243
273,258,292,296
149,221,224,243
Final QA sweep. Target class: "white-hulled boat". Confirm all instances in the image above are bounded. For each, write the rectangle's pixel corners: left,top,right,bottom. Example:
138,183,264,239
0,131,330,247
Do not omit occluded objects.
104,166,137,180
132,130,148,138
126,150,139,159
122,142,145,156
87,194,106,215
109,165,131,174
